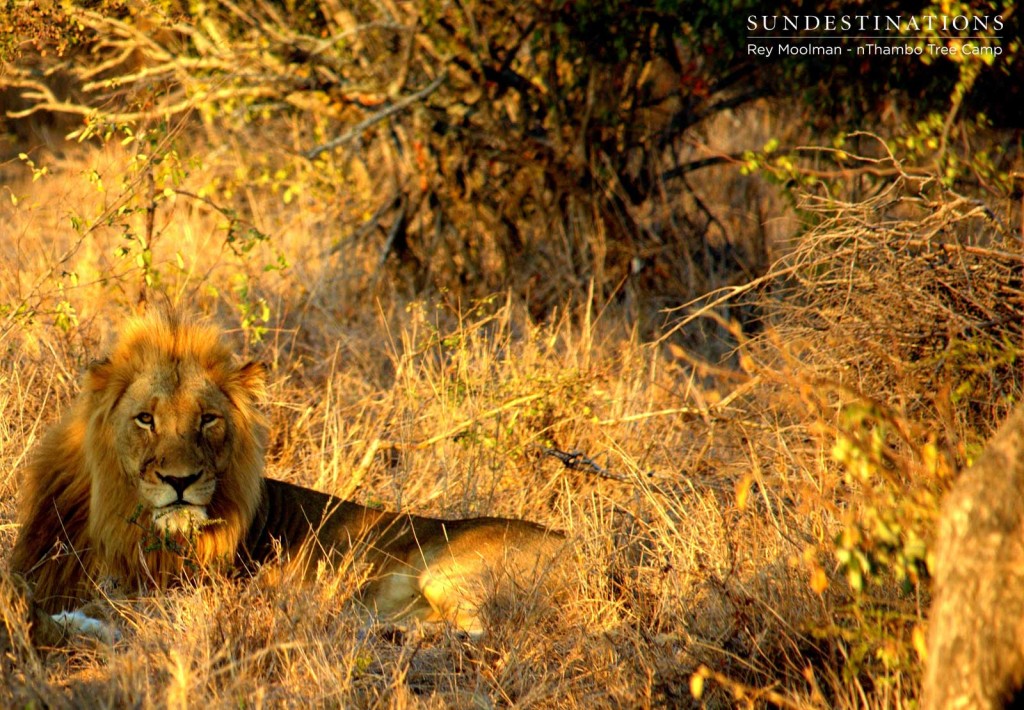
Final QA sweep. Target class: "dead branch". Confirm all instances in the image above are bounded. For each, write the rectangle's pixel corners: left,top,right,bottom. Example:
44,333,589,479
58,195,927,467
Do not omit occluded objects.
304,70,447,160
542,448,630,483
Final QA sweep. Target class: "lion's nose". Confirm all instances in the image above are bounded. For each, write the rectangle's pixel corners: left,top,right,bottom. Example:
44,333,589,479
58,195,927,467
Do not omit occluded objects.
157,471,202,501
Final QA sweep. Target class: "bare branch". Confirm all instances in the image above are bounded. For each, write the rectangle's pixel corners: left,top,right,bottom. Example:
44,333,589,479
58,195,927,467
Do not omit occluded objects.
304,70,447,160
542,448,630,483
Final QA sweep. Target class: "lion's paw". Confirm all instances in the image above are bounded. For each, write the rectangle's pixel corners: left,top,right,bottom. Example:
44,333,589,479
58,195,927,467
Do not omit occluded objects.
51,610,121,644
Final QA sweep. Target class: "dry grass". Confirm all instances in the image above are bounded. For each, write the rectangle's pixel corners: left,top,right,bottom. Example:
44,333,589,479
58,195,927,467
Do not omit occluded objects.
0,113,1021,708
0,136,816,708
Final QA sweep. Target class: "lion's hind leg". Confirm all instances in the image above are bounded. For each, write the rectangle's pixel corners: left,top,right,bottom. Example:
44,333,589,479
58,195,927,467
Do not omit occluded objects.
415,525,565,637
363,566,442,626
417,562,488,637
359,546,488,636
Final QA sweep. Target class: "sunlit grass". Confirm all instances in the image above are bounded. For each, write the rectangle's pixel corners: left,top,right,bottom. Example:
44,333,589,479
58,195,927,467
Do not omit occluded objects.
2,108,1019,707
0,133,832,707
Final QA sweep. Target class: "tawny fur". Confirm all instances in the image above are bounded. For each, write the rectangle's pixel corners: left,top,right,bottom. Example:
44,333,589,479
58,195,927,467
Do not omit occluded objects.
9,312,562,638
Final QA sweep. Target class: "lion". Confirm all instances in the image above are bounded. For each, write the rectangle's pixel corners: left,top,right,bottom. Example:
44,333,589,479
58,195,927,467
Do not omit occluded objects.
9,312,564,643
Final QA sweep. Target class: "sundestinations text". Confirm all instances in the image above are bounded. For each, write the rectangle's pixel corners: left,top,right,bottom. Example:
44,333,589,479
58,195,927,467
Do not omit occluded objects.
747,14,1004,33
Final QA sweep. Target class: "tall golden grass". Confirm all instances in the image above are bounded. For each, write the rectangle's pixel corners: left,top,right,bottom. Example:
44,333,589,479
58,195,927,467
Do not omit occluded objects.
1,86,1021,710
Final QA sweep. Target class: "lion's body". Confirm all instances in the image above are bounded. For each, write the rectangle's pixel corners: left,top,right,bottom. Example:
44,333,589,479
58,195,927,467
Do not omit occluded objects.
245,478,562,629
9,313,562,639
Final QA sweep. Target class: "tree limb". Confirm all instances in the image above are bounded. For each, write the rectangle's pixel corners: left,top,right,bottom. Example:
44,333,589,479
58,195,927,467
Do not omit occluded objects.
304,70,448,160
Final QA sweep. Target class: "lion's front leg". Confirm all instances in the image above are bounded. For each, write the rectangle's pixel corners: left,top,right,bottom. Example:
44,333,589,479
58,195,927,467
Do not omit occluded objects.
47,609,120,644
25,593,121,647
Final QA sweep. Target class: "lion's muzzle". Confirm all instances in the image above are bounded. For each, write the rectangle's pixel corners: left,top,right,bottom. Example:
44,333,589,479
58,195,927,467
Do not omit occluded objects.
151,503,210,534
157,470,204,502
141,465,217,534
150,470,213,533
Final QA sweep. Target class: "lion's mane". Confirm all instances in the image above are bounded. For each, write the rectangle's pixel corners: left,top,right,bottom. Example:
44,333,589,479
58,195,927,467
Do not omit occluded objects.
9,312,267,613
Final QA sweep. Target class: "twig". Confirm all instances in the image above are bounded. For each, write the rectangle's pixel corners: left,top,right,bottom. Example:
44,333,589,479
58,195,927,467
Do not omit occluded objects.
376,195,408,272
305,71,448,160
338,438,381,499
692,665,815,710
654,260,810,347
326,191,400,256
597,407,705,425
542,448,630,483
902,240,1020,262
414,392,545,449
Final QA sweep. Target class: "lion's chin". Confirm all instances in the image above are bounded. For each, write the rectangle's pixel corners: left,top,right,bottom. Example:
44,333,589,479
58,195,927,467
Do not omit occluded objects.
151,505,209,534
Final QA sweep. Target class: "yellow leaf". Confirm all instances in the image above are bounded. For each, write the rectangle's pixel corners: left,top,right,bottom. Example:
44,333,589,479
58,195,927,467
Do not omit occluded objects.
810,567,829,594
735,476,754,510
690,672,705,699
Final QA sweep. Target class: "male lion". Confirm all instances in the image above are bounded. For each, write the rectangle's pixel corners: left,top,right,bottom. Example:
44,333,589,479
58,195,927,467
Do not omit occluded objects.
9,312,563,642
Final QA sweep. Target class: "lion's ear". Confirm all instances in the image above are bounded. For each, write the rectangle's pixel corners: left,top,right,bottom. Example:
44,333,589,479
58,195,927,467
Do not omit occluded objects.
85,358,113,392
231,361,267,401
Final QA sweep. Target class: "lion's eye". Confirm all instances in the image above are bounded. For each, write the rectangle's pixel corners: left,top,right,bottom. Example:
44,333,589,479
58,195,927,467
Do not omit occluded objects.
200,413,221,429
134,412,154,430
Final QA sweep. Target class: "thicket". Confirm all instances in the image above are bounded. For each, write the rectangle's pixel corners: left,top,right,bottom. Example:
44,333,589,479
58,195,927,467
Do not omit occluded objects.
4,0,1019,318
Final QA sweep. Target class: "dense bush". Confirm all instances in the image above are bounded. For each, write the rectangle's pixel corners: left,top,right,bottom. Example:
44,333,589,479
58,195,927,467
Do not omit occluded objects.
3,0,1018,320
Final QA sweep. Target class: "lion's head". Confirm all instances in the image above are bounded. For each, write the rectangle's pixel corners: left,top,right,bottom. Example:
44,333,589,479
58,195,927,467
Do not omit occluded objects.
11,311,268,608
85,312,268,576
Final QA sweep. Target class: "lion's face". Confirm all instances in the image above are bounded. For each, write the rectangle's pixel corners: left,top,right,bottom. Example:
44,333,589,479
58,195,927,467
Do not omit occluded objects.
113,360,239,534
83,313,267,556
